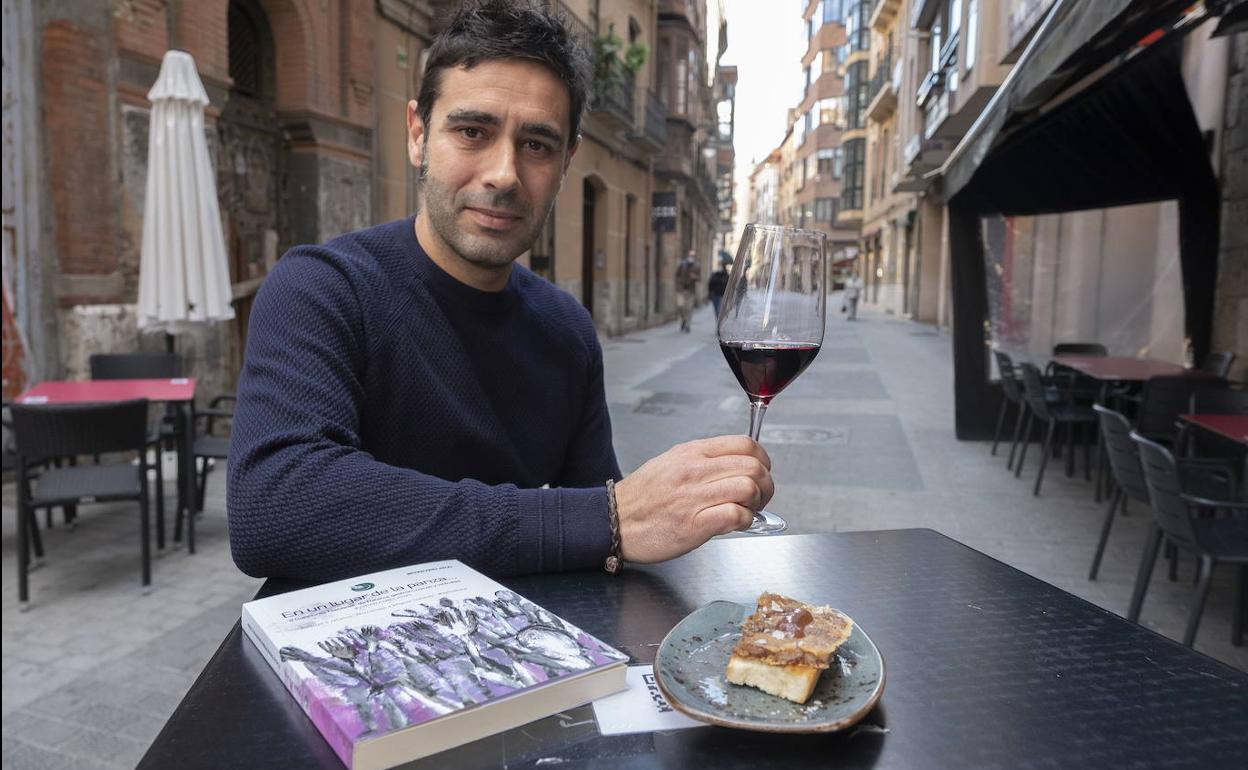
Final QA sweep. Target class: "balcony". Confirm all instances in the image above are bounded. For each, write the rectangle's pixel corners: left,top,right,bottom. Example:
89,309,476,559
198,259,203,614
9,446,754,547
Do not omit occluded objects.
866,55,897,122
590,61,635,131
869,0,901,32
634,89,667,151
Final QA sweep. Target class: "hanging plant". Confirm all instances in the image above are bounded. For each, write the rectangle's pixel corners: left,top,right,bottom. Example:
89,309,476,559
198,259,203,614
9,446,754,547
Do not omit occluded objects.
623,42,649,75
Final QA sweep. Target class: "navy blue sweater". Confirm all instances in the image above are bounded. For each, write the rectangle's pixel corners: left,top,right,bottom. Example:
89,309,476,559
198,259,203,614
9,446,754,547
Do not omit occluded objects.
227,217,620,582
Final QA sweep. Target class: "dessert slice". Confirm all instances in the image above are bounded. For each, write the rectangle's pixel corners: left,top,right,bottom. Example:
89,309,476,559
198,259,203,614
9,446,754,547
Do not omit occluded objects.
725,592,854,704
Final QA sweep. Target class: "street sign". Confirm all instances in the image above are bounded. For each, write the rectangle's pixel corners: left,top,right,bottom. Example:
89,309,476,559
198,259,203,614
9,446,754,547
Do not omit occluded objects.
652,192,676,232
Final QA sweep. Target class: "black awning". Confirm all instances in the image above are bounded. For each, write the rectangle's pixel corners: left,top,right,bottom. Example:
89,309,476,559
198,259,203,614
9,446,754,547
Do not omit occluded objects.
943,0,1198,201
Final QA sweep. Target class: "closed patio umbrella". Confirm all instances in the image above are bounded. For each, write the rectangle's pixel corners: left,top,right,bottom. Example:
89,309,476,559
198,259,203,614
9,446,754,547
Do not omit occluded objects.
137,50,234,334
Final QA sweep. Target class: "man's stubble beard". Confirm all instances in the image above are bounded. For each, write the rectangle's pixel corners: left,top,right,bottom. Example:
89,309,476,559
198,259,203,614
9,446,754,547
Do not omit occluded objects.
419,140,560,270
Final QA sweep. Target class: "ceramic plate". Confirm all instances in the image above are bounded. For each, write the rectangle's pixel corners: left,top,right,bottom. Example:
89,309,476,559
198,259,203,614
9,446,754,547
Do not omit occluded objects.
653,600,885,733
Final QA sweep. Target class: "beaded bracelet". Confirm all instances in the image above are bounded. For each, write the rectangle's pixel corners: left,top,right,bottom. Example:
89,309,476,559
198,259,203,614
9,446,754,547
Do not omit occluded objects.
604,479,622,574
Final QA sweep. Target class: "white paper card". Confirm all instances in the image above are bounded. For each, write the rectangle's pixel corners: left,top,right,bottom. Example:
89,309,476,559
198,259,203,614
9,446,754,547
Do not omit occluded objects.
21,396,48,404
591,665,704,735
170,378,189,385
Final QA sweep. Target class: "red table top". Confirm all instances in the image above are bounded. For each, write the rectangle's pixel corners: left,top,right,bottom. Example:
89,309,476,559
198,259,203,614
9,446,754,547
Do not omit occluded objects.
1180,414,1248,445
16,378,197,404
1051,355,1208,382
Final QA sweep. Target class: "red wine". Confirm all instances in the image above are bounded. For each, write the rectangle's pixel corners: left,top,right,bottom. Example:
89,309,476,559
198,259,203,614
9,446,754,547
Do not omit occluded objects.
720,341,820,403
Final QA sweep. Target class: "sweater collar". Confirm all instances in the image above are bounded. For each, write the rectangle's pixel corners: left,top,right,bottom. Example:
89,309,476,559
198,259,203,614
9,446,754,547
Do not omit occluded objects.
402,216,520,314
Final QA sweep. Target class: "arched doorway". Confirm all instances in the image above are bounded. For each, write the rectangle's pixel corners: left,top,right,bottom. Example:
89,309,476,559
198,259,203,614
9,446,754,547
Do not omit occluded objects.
219,0,286,376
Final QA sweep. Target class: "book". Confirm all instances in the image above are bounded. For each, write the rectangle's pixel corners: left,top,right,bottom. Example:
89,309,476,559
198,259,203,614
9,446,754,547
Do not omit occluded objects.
241,560,628,770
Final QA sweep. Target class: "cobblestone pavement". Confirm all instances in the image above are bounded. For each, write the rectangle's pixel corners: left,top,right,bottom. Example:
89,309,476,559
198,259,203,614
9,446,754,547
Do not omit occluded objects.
2,300,1244,768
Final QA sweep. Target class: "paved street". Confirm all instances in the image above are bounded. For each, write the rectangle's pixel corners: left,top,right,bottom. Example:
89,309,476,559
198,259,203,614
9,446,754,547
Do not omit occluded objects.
2,300,1245,769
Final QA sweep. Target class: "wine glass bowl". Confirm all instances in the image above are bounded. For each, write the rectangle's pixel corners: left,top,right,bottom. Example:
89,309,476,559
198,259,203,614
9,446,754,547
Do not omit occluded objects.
717,225,828,535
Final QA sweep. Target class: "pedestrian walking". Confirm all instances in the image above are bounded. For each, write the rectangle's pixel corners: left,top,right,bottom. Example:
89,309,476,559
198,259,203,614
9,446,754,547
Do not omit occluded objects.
707,253,730,321
844,272,862,321
675,250,701,333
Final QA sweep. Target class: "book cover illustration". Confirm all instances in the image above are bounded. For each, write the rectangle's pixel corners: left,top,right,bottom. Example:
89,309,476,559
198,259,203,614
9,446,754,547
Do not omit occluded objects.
265,573,626,765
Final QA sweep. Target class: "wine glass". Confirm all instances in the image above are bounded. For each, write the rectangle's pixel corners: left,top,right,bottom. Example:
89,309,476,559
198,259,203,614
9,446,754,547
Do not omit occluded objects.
717,224,827,535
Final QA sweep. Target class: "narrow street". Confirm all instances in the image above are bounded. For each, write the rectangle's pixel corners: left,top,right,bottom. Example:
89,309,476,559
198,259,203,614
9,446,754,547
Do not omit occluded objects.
1,302,1244,769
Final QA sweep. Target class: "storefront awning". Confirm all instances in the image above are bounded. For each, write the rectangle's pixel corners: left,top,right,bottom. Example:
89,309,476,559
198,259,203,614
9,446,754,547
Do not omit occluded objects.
942,0,1212,202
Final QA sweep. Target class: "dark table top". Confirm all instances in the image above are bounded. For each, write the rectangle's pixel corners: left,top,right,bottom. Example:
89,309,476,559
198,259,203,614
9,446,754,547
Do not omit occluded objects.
139,529,1248,769
1182,413,1248,446
1050,355,1204,382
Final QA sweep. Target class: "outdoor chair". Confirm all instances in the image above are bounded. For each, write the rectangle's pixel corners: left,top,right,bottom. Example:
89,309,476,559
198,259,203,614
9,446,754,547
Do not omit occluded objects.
1052,342,1108,357
1200,351,1236,379
10,399,154,606
1090,405,1151,580
991,350,1026,465
90,352,180,546
190,394,235,517
1136,375,1228,446
1128,432,1247,647
1015,363,1096,495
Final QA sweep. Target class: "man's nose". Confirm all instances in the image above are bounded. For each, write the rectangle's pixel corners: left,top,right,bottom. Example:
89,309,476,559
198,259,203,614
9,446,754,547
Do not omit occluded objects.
481,141,520,192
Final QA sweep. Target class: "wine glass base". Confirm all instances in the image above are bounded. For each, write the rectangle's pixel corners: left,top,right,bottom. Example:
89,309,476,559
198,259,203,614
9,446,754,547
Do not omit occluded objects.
743,509,788,535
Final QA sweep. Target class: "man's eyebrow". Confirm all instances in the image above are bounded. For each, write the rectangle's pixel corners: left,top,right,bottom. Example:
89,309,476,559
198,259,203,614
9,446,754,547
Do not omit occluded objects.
444,109,502,126
520,122,565,146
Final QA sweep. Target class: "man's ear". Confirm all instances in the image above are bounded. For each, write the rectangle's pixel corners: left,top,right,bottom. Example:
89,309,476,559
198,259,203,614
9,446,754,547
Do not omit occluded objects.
407,100,425,170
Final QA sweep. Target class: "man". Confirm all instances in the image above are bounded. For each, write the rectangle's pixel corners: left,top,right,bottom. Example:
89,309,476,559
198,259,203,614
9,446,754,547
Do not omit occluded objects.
844,271,862,321
675,250,701,333
707,253,730,320
227,0,773,583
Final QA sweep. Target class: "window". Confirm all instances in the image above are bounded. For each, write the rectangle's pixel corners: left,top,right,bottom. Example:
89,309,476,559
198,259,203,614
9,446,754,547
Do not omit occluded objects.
842,138,865,211
824,0,842,24
675,40,689,114
815,197,837,222
965,0,978,70
844,60,869,129
817,97,841,127
817,147,836,174
804,65,812,96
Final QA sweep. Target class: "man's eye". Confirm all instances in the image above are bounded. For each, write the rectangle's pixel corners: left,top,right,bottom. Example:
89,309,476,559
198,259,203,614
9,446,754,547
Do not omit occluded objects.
525,141,551,154
459,127,484,140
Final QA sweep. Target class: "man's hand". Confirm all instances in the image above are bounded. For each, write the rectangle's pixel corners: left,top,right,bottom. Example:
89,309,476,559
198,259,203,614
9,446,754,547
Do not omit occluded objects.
613,436,774,563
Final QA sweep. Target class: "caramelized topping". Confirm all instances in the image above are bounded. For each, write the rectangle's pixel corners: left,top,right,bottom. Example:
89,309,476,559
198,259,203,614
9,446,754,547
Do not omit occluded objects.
776,607,813,638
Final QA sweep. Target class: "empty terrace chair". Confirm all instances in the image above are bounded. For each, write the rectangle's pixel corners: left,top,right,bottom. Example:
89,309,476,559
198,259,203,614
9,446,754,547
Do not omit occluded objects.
1089,405,1151,580
1015,362,1096,496
1053,342,1108,357
1128,432,1247,647
90,352,180,546
991,350,1027,464
11,399,154,606
190,394,235,516
1136,375,1227,446
1200,352,1236,379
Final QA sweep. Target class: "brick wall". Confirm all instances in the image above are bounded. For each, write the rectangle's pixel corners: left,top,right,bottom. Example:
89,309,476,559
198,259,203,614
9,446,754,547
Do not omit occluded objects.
42,20,119,302
178,0,230,85
113,0,168,62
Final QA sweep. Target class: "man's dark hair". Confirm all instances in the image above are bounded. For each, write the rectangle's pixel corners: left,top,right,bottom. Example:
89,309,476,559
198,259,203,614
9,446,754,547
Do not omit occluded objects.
417,0,592,145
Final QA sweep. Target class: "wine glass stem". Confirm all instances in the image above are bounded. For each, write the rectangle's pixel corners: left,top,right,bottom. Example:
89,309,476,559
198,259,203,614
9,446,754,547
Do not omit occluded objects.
748,400,769,442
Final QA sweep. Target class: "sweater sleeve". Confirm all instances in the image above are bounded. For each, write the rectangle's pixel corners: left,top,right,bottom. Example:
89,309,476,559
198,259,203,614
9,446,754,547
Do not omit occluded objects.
226,248,611,582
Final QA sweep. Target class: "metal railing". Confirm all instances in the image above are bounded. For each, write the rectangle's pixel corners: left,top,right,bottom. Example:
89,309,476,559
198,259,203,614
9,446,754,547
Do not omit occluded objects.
644,89,667,146
869,54,893,102
592,62,634,125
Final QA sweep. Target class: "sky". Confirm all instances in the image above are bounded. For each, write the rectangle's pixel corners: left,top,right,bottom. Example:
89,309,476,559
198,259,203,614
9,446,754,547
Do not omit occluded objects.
720,0,806,176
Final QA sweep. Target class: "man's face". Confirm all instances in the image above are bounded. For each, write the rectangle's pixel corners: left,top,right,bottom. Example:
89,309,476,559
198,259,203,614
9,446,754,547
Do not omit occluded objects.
408,59,578,274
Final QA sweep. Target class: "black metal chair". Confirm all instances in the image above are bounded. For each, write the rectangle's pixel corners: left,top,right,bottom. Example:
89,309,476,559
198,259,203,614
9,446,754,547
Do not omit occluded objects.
1052,342,1108,357
1089,405,1151,580
1128,432,1247,647
11,399,153,606
90,352,182,546
1136,375,1227,446
1201,352,1236,379
991,350,1026,464
1015,363,1096,495
191,394,235,515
